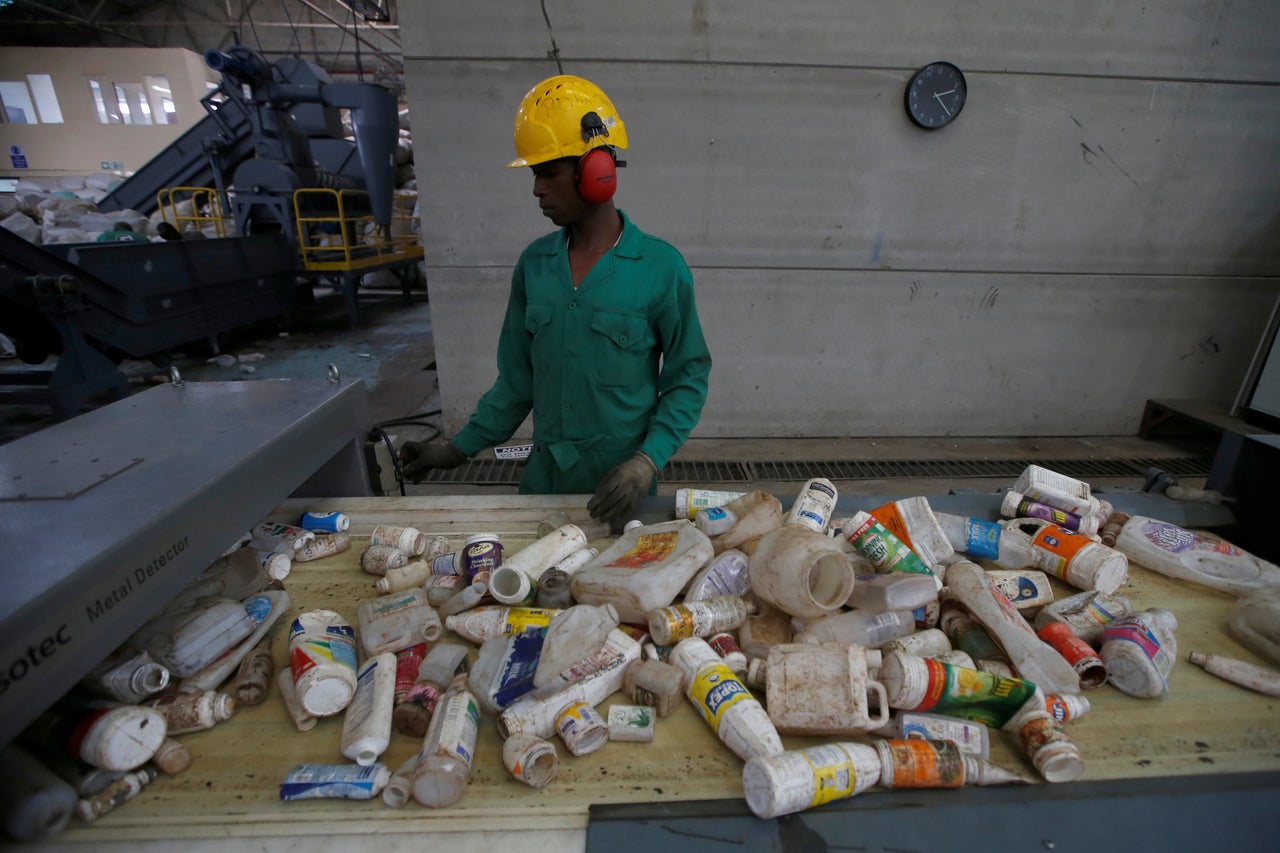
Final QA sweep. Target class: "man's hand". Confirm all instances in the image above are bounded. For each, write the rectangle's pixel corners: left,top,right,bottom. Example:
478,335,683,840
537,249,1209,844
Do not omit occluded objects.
400,440,468,484
587,452,658,523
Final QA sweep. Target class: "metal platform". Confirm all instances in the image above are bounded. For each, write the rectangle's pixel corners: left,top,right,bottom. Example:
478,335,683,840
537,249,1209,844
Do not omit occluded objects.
0,378,371,746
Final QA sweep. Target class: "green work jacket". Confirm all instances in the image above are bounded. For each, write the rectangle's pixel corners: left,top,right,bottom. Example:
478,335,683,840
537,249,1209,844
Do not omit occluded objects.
453,210,711,494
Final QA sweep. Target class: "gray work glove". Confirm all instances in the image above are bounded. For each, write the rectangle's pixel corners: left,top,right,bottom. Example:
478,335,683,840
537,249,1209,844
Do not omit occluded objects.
400,440,468,484
588,452,658,523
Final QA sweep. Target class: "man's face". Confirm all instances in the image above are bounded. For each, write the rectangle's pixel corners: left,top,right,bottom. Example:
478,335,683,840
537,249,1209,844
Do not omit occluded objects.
531,157,588,226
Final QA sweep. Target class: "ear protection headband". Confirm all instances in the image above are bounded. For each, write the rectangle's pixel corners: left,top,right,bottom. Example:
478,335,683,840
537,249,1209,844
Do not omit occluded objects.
575,111,627,204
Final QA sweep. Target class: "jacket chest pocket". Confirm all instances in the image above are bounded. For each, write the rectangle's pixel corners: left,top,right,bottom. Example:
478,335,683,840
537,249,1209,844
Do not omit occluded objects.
525,303,555,376
588,310,653,387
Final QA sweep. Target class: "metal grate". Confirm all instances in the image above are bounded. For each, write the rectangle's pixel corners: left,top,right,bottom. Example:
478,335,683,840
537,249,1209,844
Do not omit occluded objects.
421,455,1212,486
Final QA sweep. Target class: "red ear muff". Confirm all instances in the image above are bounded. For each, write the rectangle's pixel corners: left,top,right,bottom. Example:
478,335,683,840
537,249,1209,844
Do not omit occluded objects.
576,147,617,204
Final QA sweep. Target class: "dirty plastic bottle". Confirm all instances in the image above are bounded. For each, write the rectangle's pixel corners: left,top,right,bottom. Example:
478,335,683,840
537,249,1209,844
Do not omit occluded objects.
488,564,539,606
232,642,275,707
684,548,751,602
177,589,291,696
878,650,1038,728
985,569,1055,609
871,712,990,759
763,643,889,736
554,700,610,756
1005,518,1128,594
151,737,192,775
784,478,839,533
843,511,938,580
1001,697,1085,783
1227,588,1280,667
742,742,881,819
341,653,396,765
675,487,749,520
1187,651,1280,697
0,744,78,841
361,544,410,576
1109,513,1280,596
75,766,158,823
300,510,350,532
795,609,915,648
288,609,359,717
394,643,470,738
253,520,315,552
1101,608,1178,698
749,525,857,619
695,505,738,536
846,572,939,612
670,637,783,762
936,512,1037,569
1044,692,1092,723
176,548,272,606
647,595,754,645
503,524,589,582
80,646,170,704
144,691,235,735
537,511,611,540
1012,464,1101,519
502,733,559,788
294,532,351,562
1001,491,1098,536
499,634,641,739
252,548,292,582
1037,622,1107,689
945,561,1082,695
737,601,795,659
570,520,715,623
370,523,429,555
534,568,574,609
1032,589,1132,646
411,674,481,808
437,581,488,618
869,497,956,569
134,597,257,678
938,599,1009,665
276,667,317,732
382,753,419,808
357,588,443,656
534,603,620,689
21,700,168,772
873,739,1028,788
708,632,749,676
446,605,560,644
623,658,687,717
882,628,953,659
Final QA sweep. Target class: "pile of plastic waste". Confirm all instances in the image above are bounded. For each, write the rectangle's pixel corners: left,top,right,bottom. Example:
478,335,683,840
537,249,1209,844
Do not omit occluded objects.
5,466,1280,839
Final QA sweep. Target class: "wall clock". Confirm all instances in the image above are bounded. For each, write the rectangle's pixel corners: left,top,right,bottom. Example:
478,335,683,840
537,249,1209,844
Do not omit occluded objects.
905,62,967,130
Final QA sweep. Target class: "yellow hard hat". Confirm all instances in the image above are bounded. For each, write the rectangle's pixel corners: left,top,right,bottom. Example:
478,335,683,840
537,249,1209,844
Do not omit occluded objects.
507,75,628,169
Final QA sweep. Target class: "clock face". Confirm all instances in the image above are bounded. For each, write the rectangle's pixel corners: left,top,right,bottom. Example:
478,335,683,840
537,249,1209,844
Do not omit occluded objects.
905,62,967,130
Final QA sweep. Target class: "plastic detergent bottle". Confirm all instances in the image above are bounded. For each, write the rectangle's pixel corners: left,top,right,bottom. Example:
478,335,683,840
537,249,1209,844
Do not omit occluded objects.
843,511,937,580
411,674,481,808
945,561,1082,695
784,478,839,533
1108,513,1280,596
683,549,751,602
1005,518,1128,594
749,524,857,619
570,520,715,623
357,588,443,656
846,572,939,612
0,744,78,841
873,739,1027,788
341,653,397,765
796,610,915,648
741,742,881,819
935,512,1036,570
670,637,783,762
647,595,754,645
1101,608,1178,698
1012,464,1101,519
288,609,359,716
878,650,1038,728
869,497,956,569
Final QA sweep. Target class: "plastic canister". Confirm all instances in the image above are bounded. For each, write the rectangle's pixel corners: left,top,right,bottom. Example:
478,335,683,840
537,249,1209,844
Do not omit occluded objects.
763,643,889,736
670,637,783,762
357,588,442,656
1100,608,1178,698
749,524,856,619
784,478,838,533
878,650,1037,727
570,520,715,623
622,658,687,717
1109,514,1280,596
288,609,359,716
741,742,880,819
1006,518,1128,594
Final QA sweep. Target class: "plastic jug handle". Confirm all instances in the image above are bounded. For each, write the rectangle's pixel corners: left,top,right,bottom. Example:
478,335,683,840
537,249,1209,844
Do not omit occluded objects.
866,680,890,728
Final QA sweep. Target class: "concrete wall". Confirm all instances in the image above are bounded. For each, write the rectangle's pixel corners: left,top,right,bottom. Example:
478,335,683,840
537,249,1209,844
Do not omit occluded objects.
401,1,1280,438
0,48,217,177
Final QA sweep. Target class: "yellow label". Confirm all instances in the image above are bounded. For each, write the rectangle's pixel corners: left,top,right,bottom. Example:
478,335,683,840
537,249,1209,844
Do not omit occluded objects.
803,745,857,807
503,608,558,635
606,532,679,569
688,663,751,730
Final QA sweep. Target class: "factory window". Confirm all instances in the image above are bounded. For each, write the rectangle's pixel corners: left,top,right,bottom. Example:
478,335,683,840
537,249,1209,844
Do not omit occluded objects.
88,78,121,124
114,81,151,125
0,80,38,124
27,74,63,123
144,75,177,124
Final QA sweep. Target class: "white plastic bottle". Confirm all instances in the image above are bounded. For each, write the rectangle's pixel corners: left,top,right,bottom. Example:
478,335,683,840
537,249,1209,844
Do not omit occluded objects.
647,595,754,645
1005,518,1128,594
868,497,955,569
1109,513,1280,596
749,525,857,619
21,700,168,772
134,597,256,678
445,605,560,644
1101,608,1178,698
935,512,1036,569
784,478,838,533
795,609,916,647
499,634,641,739
80,646,170,704
846,572,939,612
411,674,481,808
534,603,620,688
945,561,1082,695
683,549,751,602
357,588,443,656
1012,464,1101,519
143,691,235,735
341,652,397,765
288,609,359,717
502,523,589,582
570,520,715,623
742,742,880,819
670,637,783,762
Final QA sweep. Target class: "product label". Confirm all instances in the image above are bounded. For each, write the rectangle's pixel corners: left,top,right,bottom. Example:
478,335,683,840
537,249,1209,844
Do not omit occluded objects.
1045,695,1073,722
436,693,480,767
605,532,680,569
1017,716,1070,754
279,763,384,801
554,701,598,740
1030,526,1092,581
370,591,422,617
915,658,1037,727
346,658,380,728
991,575,1043,604
463,541,503,580
243,593,273,624
689,663,752,731
883,739,965,788
288,620,357,679
1017,498,1080,530
492,629,545,707
656,606,697,642
963,519,1002,561
503,607,558,636
1138,519,1241,556
394,644,427,699
701,507,731,522
431,552,461,575
846,513,934,577
801,744,856,807
1104,617,1173,684
870,504,918,553
899,713,985,755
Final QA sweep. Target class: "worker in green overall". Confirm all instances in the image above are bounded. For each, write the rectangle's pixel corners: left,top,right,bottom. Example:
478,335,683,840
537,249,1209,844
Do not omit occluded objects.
400,74,712,524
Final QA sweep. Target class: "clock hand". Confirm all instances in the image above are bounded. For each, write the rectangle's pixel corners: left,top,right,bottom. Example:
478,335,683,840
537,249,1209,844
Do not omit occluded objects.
932,92,952,116
934,88,957,97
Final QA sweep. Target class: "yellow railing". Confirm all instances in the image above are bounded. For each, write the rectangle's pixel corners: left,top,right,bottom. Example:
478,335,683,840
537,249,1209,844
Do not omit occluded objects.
293,188,423,272
156,186,227,238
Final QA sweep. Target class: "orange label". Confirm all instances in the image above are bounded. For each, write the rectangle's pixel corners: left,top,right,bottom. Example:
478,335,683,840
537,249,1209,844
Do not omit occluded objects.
871,503,917,554
606,532,679,569
884,740,964,788
1030,525,1091,580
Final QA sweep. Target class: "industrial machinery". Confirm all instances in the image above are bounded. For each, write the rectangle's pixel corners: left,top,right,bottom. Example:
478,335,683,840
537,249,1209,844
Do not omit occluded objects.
1,46,422,419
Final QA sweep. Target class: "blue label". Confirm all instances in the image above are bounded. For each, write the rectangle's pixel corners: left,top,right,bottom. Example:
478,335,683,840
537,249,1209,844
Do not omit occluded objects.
964,518,1001,561
1009,576,1040,602
301,511,347,532
492,628,545,706
703,507,729,521
243,594,273,624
